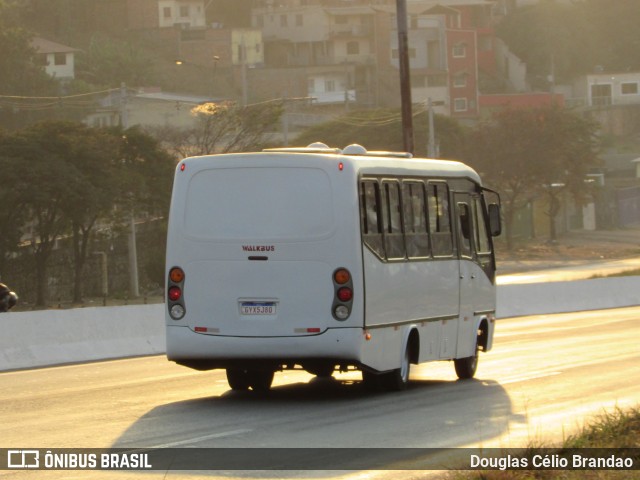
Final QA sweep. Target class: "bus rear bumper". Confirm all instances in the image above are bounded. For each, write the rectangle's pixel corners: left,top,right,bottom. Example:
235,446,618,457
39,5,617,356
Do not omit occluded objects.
166,325,364,370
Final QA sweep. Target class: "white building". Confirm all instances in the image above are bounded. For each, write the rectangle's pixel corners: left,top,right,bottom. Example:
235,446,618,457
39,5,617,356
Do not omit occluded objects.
573,72,640,107
31,37,80,82
158,0,206,29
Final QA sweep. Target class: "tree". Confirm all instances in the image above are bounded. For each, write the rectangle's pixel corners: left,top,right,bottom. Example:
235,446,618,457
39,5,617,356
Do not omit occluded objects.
0,1,57,96
150,100,283,158
496,1,592,87
1,125,81,306
466,111,537,249
0,121,176,305
497,1,640,85
527,107,601,241
8,122,120,304
582,0,640,73
0,131,27,277
107,125,176,294
75,34,157,88
467,105,600,247
110,125,176,216
0,1,59,128
52,123,120,303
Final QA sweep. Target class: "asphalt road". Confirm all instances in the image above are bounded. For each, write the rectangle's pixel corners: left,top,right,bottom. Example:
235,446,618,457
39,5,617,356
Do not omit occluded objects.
2,306,639,479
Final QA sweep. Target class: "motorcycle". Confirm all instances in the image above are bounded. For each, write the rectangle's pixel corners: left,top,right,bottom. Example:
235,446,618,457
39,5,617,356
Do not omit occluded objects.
0,283,18,312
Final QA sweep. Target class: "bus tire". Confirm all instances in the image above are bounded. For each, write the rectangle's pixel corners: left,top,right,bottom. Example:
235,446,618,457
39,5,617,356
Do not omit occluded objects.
454,344,478,379
248,370,274,392
384,344,411,391
226,369,250,391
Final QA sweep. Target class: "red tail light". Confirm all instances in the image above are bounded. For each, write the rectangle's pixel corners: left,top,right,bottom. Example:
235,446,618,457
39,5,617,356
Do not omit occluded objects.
337,287,352,302
168,286,182,302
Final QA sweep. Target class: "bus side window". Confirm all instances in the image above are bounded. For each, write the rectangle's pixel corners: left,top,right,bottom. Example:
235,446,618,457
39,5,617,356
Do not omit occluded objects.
360,180,385,259
402,181,430,258
381,181,406,260
427,182,453,257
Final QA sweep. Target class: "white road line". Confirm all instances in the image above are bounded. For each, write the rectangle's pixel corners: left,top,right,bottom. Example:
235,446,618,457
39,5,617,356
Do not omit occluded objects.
149,429,253,448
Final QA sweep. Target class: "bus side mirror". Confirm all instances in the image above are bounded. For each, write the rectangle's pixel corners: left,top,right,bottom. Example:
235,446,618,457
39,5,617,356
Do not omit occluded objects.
488,204,501,237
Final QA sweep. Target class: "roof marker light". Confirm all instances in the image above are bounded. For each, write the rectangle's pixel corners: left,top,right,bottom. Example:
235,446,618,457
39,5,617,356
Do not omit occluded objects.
180,163,186,171
338,162,344,171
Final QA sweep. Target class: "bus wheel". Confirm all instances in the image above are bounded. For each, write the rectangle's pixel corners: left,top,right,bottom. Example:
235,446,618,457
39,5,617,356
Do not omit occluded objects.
248,370,274,392
226,369,250,391
454,344,478,379
384,344,411,391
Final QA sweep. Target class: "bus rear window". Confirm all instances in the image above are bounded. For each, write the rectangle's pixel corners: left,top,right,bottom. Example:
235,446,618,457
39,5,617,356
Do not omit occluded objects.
184,167,334,241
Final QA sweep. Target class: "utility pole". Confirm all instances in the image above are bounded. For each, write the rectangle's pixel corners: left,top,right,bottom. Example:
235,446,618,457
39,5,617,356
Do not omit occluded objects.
427,98,436,157
120,82,139,298
241,37,248,107
395,0,414,154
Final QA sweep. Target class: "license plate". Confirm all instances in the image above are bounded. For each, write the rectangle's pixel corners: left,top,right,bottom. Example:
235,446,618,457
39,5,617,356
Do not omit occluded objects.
240,302,277,315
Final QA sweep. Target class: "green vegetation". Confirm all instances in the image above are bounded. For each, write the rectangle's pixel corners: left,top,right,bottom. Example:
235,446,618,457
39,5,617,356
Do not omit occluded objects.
455,406,640,479
0,121,175,306
465,105,601,249
497,1,640,88
589,269,640,280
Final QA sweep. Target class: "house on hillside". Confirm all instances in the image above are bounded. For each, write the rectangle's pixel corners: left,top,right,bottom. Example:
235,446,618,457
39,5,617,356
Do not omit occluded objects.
571,72,640,108
251,1,379,105
31,37,80,82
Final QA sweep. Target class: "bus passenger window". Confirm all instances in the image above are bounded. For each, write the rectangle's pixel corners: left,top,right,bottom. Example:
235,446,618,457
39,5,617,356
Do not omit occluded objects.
402,182,430,258
360,181,384,259
382,181,405,260
427,183,453,257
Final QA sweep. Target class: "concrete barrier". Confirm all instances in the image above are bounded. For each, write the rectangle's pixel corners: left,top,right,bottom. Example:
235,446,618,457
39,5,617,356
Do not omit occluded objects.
1,277,639,372
496,276,640,318
0,304,165,372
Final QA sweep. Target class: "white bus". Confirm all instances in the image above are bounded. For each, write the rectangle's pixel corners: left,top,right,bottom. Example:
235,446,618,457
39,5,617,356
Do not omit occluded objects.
165,143,501,392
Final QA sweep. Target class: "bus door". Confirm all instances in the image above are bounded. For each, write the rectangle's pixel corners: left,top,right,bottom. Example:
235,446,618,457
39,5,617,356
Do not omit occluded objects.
454,192,478,359
454,192,496,358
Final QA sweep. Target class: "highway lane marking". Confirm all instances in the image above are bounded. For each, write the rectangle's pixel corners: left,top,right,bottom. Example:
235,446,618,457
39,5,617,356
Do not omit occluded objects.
149,429,253,448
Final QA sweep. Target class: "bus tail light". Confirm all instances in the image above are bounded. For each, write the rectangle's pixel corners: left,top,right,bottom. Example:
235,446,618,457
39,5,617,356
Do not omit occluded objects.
334,268,351,285
168,286,182,302
167,267,186,320
332,268,353,321
337,287,352,302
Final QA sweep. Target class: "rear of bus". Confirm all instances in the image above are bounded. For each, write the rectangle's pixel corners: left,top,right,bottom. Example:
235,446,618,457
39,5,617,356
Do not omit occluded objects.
165,152,365,386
